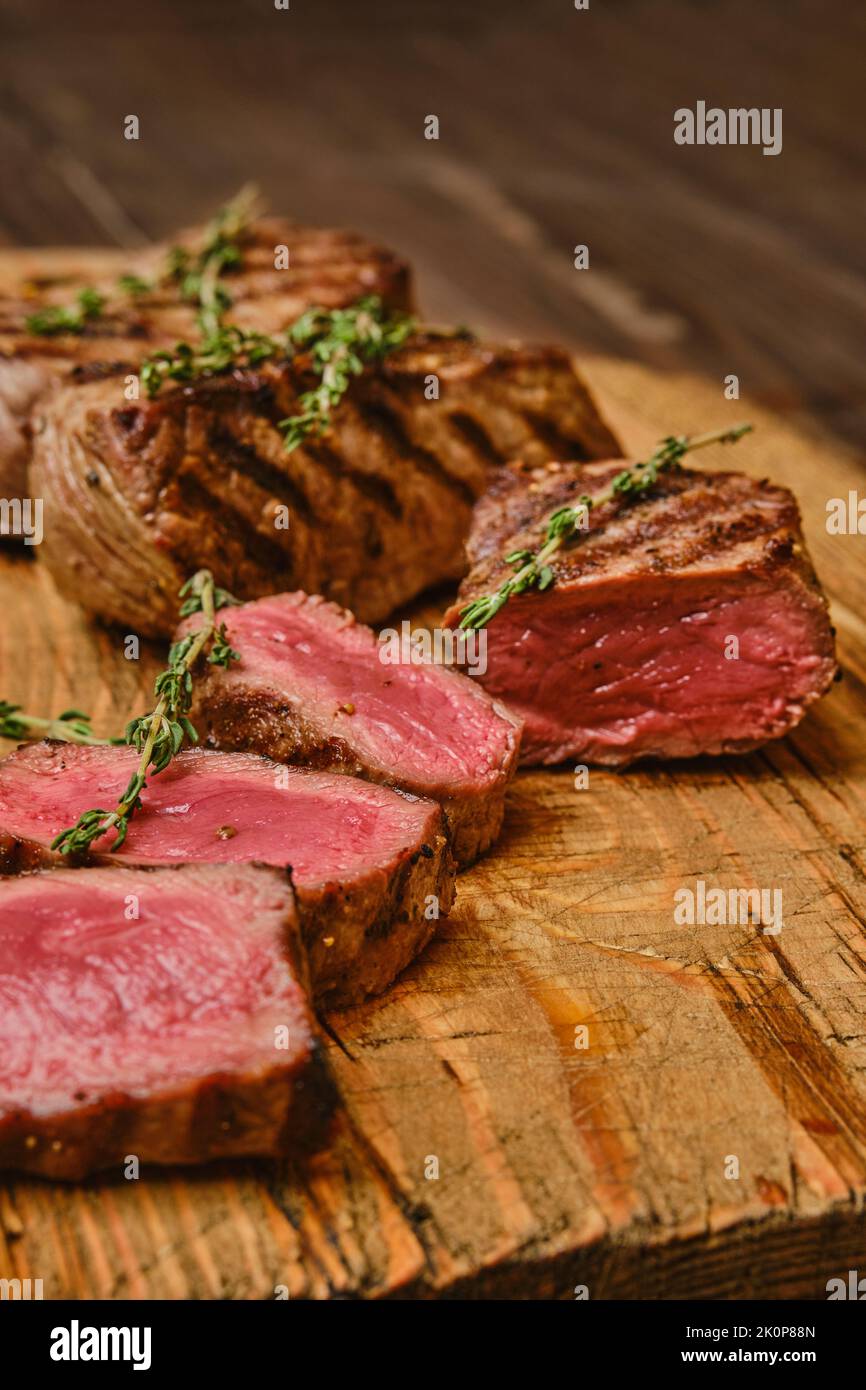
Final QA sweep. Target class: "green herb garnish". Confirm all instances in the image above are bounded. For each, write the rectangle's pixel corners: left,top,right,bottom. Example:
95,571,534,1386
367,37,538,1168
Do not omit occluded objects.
25,186,260,338
0,703,113,746
116,273,153,297
166,183,261,338
50,570,239,856
459,424,754,630
139,323,277,398
139,295,416,454
25,287,105,337
278,297,416,451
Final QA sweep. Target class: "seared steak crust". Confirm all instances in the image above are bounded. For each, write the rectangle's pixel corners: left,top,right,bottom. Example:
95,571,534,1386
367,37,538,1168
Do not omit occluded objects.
30,336,620,634
445,459,838,765
177,591,522,867
454,458,829,589
0,1057,332,1181
0,218,413,497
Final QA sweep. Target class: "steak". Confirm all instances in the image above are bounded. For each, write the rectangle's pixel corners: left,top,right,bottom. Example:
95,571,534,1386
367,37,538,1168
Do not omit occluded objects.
176,591,522,867
0,216,413,499
0,743,455,1007
0,862,326,1180
30,335,620,634
444,458,838,765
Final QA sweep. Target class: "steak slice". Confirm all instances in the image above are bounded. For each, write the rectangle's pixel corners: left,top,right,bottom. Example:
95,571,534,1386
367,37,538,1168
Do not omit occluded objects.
444,459,838,766
0,862,326,1180
0,743,454,1007
30,334,620,634
176,591,522,868
0,217,413,499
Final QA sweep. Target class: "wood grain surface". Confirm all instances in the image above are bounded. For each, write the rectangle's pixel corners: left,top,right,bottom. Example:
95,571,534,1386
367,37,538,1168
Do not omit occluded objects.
0,0,864,1300
0,356,864,1299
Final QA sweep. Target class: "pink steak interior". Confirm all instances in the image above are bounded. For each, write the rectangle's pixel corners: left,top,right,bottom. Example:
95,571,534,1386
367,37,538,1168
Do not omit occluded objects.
217,594,514,790
481,575,835,764
0,866,306,1118
0,745,438,885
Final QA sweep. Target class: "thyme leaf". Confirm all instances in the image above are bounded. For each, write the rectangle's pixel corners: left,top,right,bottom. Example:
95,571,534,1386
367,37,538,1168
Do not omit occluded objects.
116,273,153,297
50,570,240,857
0,703,114,746
25,287,105,337
459,424,754,630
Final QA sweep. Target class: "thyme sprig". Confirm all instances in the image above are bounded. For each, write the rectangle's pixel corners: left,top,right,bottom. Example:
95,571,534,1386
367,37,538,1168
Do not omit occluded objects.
279,297,417,451
167,183,262,338
140,295,417,453
24,186,261,338
25,287,105,337
139,323,277,397
116,273,153,297
0,703,113,746
50,571,240,857
459,424,754,630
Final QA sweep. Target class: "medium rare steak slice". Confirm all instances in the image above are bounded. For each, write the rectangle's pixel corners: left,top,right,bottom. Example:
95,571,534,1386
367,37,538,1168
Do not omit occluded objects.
444,459,838,766
0,743,454,1007
176,591,522,868
30,335,620,634
0,217,413,498
0,863,325,1180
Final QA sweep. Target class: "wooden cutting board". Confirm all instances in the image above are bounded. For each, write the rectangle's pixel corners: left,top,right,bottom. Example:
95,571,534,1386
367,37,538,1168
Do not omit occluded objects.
1,354,865,1301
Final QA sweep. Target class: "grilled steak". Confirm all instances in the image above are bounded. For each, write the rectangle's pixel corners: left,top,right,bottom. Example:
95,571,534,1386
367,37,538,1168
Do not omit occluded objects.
30,335,620,634
176,591,522,867
0,217,413,499
0,862,326,1180
0,743,455,1007
444,459,838,765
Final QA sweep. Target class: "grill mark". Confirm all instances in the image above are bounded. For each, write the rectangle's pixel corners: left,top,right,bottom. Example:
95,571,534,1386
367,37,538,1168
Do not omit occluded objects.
77,361,136,385
208,424,316,525
448,411,504,466
0,339,132,369
310,438,403,519
567,487,779,568
0,319,157,344
353,395,477,507
88,256,404,317
174,472,291,573
468,469,797,590
2,248,405,344
522,410,597,462
238,262,397,283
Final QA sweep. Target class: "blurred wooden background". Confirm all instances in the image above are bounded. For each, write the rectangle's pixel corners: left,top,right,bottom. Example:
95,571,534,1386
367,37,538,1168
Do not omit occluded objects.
2,0,866,1302
1,0,864,453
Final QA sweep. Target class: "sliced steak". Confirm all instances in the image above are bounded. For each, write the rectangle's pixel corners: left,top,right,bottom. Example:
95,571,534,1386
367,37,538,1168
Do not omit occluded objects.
176,591,522,868
0,862,326,1180
0,217,413,498
444,459,838,766
0,743,454,1007
30,335,620,634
